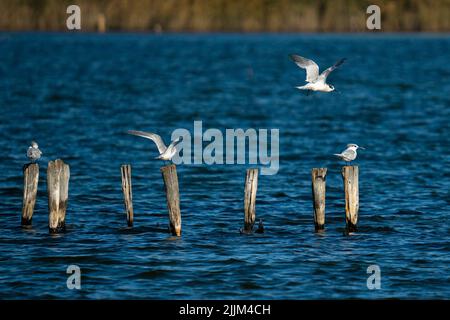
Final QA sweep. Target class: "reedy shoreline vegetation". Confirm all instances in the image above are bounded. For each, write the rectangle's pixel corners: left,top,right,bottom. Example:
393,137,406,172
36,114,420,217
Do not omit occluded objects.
0,0,449,32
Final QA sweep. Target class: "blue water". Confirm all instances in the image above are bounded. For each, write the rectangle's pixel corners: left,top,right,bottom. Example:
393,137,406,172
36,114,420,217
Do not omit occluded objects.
0,33,448,299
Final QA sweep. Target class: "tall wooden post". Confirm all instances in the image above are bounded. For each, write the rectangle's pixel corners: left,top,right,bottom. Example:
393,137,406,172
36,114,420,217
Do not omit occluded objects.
121,164,134,227
161,164,181,236
311,168,327,231
243,168,258,233
47,159,70,234
342,165,359,232
21,163,39,227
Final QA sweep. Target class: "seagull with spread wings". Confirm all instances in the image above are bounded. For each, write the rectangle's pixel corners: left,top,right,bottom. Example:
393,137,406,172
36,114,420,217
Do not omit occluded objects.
289,54,346,93
127,130,182,164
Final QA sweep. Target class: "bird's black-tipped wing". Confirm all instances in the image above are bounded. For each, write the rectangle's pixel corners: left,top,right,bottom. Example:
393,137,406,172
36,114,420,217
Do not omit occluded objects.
319,58,346,80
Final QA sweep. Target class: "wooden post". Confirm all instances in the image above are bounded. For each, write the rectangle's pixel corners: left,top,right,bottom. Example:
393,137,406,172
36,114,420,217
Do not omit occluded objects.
243,168,258,233
47,159,70,234
160,164,181,236
311,168,327,231
21,163,39,227
121,164,134,227
342,165,359,232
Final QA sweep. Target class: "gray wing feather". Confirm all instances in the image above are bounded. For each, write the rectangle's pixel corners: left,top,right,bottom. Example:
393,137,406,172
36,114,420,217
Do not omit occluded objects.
340,148,356,161
127,130,167,154
289,54,319,83
318,58,346,81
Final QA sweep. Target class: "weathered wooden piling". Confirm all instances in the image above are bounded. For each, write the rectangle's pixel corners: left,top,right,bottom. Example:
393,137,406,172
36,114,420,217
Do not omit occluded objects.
160,164,181,236
47,159,70,233
121,164,134,227
311,168,327,231
342,165,359,232
21,163,39,227
243,168,258,233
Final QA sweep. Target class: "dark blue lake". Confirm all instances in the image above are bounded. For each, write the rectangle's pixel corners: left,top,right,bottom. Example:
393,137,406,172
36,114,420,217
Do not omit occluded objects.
0,33,448,299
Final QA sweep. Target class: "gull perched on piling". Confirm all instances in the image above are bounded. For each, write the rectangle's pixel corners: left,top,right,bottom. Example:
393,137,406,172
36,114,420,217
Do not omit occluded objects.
127,130,182,164
333,144,364,165
27,141,42,163
289,54,346,93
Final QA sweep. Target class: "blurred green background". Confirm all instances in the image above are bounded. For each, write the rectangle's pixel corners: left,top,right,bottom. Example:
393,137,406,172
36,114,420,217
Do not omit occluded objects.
0,0,449,32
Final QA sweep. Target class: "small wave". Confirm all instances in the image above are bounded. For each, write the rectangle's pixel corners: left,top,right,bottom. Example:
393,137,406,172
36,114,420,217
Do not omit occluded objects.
129,269,170,279
360,225,398,233
394,209,423,215
117,225,168,234
0,186,22,196
32,255,118,265
240,281,263,290
271,191,289,198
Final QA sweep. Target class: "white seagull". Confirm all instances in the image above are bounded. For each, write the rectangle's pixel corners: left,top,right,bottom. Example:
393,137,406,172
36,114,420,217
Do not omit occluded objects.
27,141,42,163
127,130,182,163
289,54,346,93
333,144,365,165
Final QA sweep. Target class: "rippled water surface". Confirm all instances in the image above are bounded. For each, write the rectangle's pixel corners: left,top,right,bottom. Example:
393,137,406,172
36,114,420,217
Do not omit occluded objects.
0,33,449,299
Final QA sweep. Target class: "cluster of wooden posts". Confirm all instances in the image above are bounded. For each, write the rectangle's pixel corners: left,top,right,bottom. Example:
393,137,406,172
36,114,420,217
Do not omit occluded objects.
22,159,70,233
312,166,359,232
21,160,360,235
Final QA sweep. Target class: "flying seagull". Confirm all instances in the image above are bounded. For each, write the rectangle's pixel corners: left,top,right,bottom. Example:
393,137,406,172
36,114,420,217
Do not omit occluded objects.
289,54,346,93
127,130,182,163
333,144,364,165
27,141,42,163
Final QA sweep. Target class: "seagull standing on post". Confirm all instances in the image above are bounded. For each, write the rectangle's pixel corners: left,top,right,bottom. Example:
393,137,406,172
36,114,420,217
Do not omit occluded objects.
27,141,42,163
333,144,365,165
289,54,346,93
127,130,182,164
